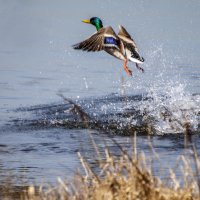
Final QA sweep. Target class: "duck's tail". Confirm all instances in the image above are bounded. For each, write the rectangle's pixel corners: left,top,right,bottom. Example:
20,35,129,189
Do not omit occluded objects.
129,53,145,64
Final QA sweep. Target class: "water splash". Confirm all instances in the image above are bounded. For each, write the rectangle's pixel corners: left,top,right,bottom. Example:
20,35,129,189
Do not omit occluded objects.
119,45,200,134
137,81,200,134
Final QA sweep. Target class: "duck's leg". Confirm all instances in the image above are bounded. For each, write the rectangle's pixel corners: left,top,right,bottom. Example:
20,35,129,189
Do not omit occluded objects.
135,63,144,73
123,59,132,76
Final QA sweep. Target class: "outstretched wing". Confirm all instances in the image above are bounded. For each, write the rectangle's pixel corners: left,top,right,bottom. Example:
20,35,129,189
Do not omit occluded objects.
118,25,144,63
118,25,138,48
73,26,121,52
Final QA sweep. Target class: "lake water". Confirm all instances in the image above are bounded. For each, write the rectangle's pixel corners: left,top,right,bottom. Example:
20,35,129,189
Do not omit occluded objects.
0,0,200,185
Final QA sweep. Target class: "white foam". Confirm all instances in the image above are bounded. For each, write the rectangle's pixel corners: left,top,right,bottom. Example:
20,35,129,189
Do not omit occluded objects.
138,82,200,134
120,45,200,134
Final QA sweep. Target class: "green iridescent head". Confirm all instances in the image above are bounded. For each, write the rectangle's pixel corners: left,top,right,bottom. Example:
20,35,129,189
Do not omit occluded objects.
82,17,103,31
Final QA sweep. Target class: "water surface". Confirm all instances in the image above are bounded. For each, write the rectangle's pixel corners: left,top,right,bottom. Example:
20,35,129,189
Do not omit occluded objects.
0,0,200,185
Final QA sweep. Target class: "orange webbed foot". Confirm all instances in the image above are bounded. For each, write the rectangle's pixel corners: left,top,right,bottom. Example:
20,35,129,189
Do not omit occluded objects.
136,63,144,73
123,59,132,76
125,68,132,76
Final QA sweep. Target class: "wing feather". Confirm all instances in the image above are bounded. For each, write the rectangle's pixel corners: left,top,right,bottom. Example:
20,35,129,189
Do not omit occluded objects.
118,25,144,63
73,26,120,52
118,25,137,48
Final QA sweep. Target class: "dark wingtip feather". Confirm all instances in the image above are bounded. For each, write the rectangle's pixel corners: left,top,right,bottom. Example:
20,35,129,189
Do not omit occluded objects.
72,43,80,50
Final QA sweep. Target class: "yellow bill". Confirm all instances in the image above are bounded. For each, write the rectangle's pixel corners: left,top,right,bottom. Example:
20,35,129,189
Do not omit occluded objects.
82,19,91,24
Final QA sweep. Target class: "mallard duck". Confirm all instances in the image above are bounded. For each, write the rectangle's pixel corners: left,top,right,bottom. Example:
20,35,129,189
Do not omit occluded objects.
73,17,144,76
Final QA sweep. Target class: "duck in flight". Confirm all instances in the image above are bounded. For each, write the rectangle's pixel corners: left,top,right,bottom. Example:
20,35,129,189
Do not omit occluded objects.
73,17,144,76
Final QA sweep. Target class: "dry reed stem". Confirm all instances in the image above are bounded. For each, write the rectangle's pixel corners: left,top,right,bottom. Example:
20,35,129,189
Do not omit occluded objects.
2,141,200,200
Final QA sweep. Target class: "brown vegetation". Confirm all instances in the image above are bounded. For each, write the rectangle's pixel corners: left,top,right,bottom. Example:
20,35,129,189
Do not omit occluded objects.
2,136,200,200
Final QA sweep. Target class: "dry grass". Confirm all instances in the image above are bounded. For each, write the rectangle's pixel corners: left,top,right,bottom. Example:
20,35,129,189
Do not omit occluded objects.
2,137,200,200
